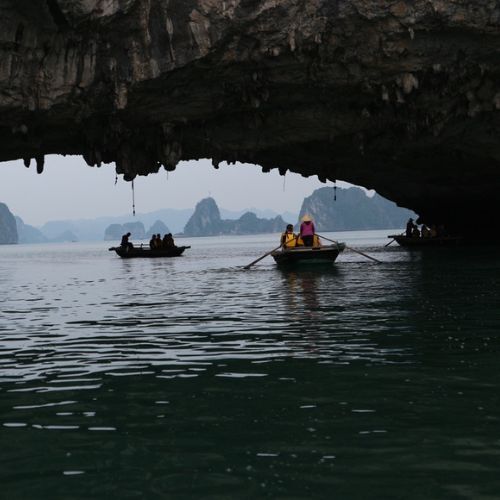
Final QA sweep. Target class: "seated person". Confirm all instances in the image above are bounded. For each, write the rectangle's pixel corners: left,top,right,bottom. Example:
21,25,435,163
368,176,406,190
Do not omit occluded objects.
281,224,297,248
163,233,175,247
430,225,438,237
154,234,163,248
421,225,430,238
120,232,134,250
412,226,421,238
312,234,322,247
406,218,415,238
149,235,156,249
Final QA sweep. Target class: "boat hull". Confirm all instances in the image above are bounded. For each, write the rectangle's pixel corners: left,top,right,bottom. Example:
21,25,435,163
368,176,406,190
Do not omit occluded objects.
271,244,345,266
109,246,190,259
388,235,462,247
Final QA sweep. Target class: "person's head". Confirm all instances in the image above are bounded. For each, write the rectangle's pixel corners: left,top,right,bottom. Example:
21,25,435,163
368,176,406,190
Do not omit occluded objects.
168,233,172,237
302,215,312,224
286,224,293,232
126,232,131,237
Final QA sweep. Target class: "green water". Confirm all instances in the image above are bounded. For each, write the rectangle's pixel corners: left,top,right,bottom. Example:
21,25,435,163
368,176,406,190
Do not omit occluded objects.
1,232,499,499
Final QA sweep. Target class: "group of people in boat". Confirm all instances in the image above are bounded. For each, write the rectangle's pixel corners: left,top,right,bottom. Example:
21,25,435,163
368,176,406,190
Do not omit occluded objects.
405,218,445,239
150,233,176,249
120,232,176,250
281,215,322,248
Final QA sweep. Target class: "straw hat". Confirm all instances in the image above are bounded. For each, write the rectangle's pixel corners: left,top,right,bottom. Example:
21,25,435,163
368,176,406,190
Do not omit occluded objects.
301,214,312,222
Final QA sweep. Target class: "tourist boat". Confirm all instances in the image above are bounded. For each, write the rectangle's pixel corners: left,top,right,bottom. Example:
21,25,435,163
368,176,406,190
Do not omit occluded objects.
271,243,346,266
388,234,462,247
109,245,190,259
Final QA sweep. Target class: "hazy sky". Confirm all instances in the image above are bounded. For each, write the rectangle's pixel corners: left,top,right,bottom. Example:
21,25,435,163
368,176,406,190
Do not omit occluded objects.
0,155,357,226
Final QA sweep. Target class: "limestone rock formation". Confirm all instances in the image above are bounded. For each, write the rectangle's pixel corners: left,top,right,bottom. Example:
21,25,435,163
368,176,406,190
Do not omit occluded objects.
184,197,289,236
147,220,170,238
2,1,500,236
183,198,223,237
15,216,48,244
299,187,415,231
104,221,145,240
0,202,18,244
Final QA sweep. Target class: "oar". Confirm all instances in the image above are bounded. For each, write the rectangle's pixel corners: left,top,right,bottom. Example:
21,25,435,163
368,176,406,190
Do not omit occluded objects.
317,233,381,263
243,243,284,269
385,232,403,247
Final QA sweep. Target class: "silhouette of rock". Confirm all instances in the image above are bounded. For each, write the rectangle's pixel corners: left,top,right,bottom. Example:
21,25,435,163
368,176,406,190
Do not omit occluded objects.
299,187,415,231
184,198,289,236
15,216,48,244
0,203,18,244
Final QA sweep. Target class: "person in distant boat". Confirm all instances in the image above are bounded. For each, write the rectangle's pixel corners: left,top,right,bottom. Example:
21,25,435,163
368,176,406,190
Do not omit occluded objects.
155,234,162,248
149,234,156,249
430,224,438,238
281,224,297,248
412,225,421,238
300,215,316,247
421,225,430,238
406,218,415,238
163,233,175,247
120,232,133,250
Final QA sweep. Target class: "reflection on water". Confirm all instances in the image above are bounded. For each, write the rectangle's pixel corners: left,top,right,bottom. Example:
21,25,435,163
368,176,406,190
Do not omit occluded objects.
1,232,500,499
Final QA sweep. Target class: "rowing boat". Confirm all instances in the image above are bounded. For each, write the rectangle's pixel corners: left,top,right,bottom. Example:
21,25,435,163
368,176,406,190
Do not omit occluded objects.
388,235,462,247
109,245,190,259
271,243,345,266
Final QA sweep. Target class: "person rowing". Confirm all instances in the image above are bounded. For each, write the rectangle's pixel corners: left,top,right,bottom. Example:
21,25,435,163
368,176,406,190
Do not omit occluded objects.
281,224,297,248
299,214,316,247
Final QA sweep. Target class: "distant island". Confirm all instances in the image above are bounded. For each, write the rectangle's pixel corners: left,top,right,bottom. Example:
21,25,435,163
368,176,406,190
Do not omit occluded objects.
298,187,415,231
1,187,415,244
183,198,288,236
104,220,170,241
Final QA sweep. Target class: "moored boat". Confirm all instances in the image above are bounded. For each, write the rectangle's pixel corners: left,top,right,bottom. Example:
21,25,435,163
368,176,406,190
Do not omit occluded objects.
271,243,345,266
109,245,190,259
388,234,462,247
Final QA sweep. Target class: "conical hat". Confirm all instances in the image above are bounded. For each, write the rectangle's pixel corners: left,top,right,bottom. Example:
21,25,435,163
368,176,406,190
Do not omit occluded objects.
301,214,312,222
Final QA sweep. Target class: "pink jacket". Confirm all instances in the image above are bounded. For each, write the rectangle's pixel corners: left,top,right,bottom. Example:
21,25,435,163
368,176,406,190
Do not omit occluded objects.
300,222,315,236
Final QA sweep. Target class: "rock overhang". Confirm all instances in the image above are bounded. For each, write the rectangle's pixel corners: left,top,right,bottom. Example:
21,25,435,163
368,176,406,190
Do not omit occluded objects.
2,0,500,236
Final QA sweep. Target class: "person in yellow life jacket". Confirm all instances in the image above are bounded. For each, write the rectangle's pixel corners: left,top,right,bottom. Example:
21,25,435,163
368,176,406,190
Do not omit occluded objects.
281,224,297,248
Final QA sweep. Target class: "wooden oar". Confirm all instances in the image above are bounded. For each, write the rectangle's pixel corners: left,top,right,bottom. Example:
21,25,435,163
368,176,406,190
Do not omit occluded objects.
243,243,284,269
385,232,403,247
317,233,382,263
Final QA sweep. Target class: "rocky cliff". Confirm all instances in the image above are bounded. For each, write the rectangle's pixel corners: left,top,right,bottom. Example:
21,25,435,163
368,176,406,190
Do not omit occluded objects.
1,1,500,236
104,221,145,241
15,216,48,244
0,202,18,244
299,187,415,231
184,197,288,236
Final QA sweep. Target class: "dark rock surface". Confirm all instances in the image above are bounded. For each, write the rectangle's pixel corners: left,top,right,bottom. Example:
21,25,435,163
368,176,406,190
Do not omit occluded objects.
2,1,500,235
184,197,288,236
0,202,18,244
299,187,415,231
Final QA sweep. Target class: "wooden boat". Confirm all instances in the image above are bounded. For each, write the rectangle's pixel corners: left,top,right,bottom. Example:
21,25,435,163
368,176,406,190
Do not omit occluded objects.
271,243,345,266
109,245,190,259
388,234,462,247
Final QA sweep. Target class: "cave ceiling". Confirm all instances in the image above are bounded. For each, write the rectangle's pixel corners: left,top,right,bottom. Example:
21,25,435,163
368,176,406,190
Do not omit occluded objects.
1,0,500,231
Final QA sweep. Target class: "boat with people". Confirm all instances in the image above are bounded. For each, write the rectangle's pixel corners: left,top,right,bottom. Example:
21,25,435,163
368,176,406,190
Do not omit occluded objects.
388,234,462,248
109,231,190,258
109,245,190,259
271,243,346,266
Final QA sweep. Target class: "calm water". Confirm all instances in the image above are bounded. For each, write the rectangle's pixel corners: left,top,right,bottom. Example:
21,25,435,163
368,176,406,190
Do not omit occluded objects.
1,231,500,499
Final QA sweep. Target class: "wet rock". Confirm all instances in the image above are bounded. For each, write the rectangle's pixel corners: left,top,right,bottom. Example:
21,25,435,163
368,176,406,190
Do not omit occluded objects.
1,1,500,236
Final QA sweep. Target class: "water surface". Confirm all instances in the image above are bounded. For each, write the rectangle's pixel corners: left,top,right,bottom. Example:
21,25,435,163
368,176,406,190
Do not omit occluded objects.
1,231,500,499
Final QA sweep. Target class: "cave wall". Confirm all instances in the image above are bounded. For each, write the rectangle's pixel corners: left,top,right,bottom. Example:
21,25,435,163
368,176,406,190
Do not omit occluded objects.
2,0,500,234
